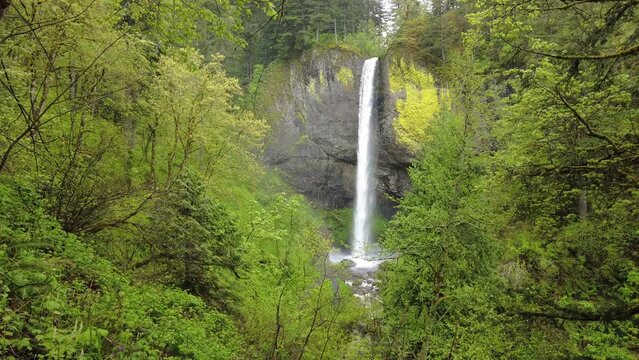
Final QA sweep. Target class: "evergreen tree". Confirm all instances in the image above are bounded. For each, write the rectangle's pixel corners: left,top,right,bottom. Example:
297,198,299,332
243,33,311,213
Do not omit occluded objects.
146,170,241,303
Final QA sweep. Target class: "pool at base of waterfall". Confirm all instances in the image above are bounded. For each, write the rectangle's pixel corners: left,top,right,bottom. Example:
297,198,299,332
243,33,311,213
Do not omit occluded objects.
328,247,389,276
328,246,396,305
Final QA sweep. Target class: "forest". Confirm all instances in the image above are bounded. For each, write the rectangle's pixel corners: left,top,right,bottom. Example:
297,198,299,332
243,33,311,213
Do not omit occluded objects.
0,0,637,359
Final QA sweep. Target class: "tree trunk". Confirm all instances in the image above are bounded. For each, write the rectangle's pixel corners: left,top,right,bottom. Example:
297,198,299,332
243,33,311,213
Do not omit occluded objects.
0,0,10,19
579,189,588,218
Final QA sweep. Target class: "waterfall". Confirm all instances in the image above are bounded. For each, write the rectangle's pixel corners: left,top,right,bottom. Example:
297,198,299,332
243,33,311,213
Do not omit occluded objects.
352,58,378,257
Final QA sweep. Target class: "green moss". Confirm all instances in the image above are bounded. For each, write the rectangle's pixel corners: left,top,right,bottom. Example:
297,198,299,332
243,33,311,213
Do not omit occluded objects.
295,110,306,124
255,61,290,124
307,78,322,102
307,78,317,95
295,133,310,145
319,70,327,88
337,67,354,89
390,58,451,154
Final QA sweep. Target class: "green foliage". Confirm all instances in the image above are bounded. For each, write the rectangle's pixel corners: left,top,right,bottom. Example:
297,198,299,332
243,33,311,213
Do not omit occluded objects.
320,208,388,250
389,6,467,70
468,2,639,355
143,170,241,302
145,47,269,188
321,208,354,247
214,0,386,92
263,0,385,61
0,0,372,358
248,64,266,92
340,32,386,58
235,195,368,358
0,178,244,359
379,105,501,358
379,1,639,358
125,0,276,48
390,59,450,154
4,0,637,357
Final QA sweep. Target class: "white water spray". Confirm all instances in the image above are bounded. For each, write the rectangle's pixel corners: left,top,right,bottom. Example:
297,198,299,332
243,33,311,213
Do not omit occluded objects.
352,58,378,257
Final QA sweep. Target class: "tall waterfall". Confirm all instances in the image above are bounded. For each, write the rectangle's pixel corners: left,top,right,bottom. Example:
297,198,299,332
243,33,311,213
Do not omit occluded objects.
352,58,378,257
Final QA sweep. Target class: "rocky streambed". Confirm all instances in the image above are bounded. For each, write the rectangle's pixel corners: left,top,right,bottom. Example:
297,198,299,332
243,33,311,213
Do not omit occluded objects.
329,249,393,306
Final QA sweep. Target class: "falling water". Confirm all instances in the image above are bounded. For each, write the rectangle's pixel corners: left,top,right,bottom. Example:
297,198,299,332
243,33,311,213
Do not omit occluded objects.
352,58,378,257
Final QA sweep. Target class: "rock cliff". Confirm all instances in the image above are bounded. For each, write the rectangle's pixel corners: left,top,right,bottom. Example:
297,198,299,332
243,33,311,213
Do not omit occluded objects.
259,47,411,215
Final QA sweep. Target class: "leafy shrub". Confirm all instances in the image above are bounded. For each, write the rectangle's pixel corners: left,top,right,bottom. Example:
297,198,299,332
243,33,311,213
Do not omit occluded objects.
0,177,244,359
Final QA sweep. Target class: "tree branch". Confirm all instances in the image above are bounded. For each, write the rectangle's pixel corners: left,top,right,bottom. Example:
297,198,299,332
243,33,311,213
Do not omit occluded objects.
517,303,639,322
550,87,621,153
500,36,639,60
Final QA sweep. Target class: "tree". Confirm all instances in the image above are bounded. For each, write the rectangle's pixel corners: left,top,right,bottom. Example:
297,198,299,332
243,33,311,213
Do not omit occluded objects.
0,0,155,234
141,170,241,303
379,53,505,358
380,0,639,354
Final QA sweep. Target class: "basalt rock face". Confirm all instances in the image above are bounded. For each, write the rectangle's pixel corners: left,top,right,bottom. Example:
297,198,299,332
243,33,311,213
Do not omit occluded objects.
376,57,412,214
261,48,411,215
